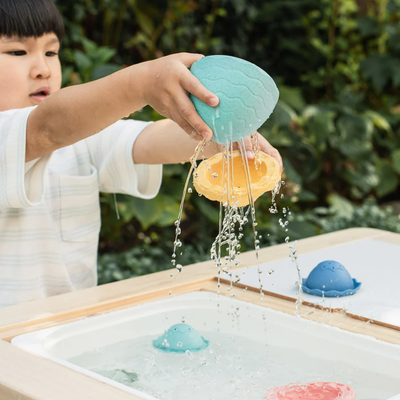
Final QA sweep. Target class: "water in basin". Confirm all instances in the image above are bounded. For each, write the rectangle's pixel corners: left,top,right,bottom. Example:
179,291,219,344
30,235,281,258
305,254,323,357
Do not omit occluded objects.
14,292,399,400
68,330,394,400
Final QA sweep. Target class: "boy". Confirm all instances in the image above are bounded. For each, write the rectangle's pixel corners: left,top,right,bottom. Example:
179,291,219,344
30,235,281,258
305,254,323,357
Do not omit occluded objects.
0,0,282,307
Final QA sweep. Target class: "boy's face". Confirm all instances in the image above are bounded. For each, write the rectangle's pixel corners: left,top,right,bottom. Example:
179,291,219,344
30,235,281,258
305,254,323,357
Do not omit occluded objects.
0,33,62,111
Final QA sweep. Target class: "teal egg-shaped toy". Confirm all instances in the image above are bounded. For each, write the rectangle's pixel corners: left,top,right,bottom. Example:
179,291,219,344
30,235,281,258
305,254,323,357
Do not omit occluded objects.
152,323,209,354
190,55,279,144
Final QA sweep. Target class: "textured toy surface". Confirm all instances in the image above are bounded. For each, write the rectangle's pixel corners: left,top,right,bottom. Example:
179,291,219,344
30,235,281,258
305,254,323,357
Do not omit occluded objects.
266,382,356,400
152,323,210,353
190,55,279,144
302,260,362,297
193,150,281,207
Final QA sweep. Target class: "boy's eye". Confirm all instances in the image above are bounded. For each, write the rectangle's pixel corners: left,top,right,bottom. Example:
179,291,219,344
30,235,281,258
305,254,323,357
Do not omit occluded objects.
8,50,26,56
46,51,58,57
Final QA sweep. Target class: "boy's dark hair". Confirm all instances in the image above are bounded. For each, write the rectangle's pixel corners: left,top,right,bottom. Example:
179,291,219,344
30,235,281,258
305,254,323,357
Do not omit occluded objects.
0,0,64,41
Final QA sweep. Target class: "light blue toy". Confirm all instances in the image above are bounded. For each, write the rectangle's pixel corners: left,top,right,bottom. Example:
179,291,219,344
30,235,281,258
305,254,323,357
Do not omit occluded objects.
302,260,362,297
152,323,210,354
190,55,279,144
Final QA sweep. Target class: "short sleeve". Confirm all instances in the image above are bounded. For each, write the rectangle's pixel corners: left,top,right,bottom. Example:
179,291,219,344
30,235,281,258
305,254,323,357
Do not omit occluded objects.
0,107,52,209
84,119,162,199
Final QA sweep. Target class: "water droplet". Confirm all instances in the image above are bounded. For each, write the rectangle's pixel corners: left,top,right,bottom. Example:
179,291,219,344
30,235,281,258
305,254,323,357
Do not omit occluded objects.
185,350,194,359
168,290,172,295
188,188,193,193
176,264,183,273
212,172,218,178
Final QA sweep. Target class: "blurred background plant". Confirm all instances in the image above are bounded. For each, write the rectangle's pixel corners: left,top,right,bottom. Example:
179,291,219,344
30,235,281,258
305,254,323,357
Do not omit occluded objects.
54,0,400,284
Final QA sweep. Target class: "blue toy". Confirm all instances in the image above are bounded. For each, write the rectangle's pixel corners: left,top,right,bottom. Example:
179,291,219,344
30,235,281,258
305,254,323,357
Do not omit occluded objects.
152,323,209,354
190,55,279,144
302,260,362,297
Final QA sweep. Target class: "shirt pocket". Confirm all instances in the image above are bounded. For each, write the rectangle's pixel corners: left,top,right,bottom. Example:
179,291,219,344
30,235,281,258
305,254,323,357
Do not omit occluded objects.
60,166,101,242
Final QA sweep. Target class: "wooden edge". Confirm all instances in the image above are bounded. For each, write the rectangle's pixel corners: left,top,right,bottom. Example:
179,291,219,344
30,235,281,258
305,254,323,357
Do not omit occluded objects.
204,280,400,345
219,277,400,333
0,228,395,340
0,278,213,342
0,339,142,400
1,273,399,400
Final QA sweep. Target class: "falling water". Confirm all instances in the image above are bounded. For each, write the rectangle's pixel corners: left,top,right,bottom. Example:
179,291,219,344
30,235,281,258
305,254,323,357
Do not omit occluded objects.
171,140,206,272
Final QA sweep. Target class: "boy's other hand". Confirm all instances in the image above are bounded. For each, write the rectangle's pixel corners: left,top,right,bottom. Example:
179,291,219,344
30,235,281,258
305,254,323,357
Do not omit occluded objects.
230,132,283,173
136,53,219,141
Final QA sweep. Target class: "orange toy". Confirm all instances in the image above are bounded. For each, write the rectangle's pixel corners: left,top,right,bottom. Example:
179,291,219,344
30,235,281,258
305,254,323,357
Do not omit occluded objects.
193,150,281,207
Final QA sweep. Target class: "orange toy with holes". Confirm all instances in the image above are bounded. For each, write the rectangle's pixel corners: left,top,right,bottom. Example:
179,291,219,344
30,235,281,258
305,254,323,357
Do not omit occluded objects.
193,150,281,207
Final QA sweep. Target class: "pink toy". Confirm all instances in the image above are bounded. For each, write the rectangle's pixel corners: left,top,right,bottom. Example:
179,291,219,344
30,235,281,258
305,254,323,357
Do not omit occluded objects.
266,382,356,400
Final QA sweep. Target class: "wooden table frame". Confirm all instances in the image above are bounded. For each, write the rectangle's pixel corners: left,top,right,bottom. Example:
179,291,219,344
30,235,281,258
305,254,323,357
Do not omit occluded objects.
0,228,399,399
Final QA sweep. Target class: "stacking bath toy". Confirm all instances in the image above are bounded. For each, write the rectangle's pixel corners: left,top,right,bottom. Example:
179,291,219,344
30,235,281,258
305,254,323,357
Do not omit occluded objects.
193,150,281,207
266,382,356,400
190,55,279,144
152,323,209,354
302,260,362,297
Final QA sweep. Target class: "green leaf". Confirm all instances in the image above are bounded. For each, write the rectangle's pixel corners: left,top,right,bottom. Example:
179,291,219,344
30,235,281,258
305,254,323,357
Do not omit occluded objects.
375,160,399,198
327,194,353,218
277,85,306,111
298,190,318,202
391,59,400,87
334,114,373,158
156,196,181,227
392,149,400,175
360,55,392,91
306,109,336,146
364,110,392,132
74,50,92,73
192,196,219,224
91,64,121,80
93,47,117,66
81,38,98,56
61,66,74,87
137,12,154,36
357,16,379,38
286,220,318,240
268,101,297,128
282,158,302,185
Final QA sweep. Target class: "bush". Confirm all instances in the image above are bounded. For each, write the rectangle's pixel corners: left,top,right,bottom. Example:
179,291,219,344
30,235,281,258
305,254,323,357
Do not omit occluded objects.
55,0,400,283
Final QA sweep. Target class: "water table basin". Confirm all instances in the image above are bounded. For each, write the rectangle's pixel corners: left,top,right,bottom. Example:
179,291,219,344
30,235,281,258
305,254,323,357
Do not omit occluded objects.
12,291,400,400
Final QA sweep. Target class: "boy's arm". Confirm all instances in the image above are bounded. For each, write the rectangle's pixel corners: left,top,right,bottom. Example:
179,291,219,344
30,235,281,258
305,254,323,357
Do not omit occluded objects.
26,53,219,162
133,118,283,170
132,119,219,164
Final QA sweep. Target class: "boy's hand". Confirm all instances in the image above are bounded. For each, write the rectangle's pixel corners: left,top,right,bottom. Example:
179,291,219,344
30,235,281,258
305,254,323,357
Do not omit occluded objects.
231,132,283,172
136,53,219,141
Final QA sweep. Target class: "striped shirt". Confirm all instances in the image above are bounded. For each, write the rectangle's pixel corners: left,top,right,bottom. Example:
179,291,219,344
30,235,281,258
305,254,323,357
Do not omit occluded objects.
0,107,162,307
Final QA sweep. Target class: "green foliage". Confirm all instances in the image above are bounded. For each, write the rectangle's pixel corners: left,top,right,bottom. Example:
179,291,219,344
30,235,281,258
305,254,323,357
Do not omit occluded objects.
264,99,400,201
98,195,400,284
55,0,400,283
310,195,400,233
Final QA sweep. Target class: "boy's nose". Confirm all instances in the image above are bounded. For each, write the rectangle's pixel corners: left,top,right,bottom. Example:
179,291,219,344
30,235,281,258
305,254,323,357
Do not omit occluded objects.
31,57,51,79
